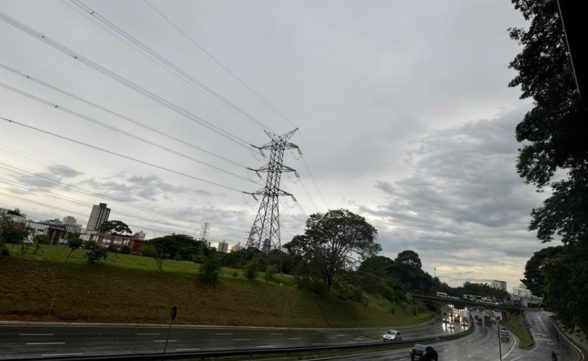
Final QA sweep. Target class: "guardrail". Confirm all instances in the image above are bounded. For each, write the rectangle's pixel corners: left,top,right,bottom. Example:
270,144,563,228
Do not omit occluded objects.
18,321,476,361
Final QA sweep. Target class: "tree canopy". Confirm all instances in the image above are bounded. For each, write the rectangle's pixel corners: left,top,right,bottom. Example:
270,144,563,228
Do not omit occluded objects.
284,209,380,292
509,0,588,245
395,250,422,269
99,220,132,236
510,0,588,335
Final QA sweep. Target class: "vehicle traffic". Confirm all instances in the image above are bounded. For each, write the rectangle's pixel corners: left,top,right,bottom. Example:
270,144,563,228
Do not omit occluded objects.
382,329,403,342
410,344,438,361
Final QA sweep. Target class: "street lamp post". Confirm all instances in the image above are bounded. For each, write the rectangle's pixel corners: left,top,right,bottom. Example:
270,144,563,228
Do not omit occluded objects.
497,317,503,361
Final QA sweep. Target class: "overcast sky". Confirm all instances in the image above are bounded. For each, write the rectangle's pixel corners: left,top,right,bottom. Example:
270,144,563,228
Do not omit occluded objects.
0,0,547,289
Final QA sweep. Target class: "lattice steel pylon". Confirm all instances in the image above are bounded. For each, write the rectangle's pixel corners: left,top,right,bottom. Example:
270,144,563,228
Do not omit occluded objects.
246,128,300,252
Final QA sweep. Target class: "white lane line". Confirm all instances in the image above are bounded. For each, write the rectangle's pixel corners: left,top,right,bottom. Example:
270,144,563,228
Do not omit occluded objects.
312,342,323,345
215,332,233,336
256,345,274,348
26,342,65,345
153,339,176,343
175,348,201,352
503,331,518,359
41,353,82,357
288,337,301,340
233,338,250,341
19,333,54,336
136,333,160,336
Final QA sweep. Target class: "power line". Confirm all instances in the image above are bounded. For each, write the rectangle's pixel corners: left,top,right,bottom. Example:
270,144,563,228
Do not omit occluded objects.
0,80,260,185
0,63,246,169
0,162,198,232
0,191,182,236
1,115,246,194
141,2,330,210
0,178,196,234
67,0,272,131
0,9,253,151
144,0,290,131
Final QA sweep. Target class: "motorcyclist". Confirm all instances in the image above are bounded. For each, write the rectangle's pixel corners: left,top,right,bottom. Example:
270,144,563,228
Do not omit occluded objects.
422,346,438,361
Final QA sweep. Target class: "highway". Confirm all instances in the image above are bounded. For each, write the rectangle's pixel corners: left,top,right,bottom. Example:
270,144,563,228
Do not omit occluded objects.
315,311,584,361
0,315,457,360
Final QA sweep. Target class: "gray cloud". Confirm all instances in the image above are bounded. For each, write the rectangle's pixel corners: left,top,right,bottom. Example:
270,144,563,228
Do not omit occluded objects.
48,164,82,178
361,109,546,287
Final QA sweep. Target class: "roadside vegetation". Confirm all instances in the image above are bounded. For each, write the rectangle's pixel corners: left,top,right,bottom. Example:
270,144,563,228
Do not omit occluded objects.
504,314,534,349
0,250,431,327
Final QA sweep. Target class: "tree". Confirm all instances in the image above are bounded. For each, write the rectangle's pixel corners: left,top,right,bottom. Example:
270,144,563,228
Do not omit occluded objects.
510,0,588,335
395,250,422,269
542,244,588,334
521,246,564,297
509,0,588,245
198,256,221,285
99,220,132,236
284,209,380,292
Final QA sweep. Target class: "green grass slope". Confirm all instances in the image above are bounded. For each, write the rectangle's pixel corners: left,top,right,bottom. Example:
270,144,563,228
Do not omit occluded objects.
0,246,432,327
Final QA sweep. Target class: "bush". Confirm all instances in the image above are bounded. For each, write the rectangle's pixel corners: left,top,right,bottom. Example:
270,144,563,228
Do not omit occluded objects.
85,241,108,263
244,259,261,280
107,245,119,253
333,281,364,302
119,245,132,254
192,254,208,264
264,266,278,283
199,257,221,285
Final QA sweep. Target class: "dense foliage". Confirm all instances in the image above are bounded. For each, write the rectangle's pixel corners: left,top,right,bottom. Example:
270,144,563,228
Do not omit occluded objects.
284,209,380,292
510,0,588,334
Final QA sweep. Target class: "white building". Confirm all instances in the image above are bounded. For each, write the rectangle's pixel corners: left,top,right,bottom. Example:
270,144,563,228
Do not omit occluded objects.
231,242,243,252
490,280,507,291
0,208,26,224
86,203,110,232
217,241,229,253
512,285,532,297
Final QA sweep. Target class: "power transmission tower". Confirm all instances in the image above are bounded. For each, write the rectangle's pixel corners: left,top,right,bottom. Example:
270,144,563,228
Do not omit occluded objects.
246,129,300,252
199,223,210,244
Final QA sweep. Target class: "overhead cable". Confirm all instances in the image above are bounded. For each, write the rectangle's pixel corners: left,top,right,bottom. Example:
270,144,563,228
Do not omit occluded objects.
0,10,253,151
68,0,272,131
0,81,259,185
142,2,331,209
1,115,246,194
0,63,246,169
0,163,198,232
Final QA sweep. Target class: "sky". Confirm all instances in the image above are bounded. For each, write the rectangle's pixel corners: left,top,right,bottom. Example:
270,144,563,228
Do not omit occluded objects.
0,0,548,289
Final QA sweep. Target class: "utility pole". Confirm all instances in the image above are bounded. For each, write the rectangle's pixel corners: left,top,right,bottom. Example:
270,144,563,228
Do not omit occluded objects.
200,223,210,243
246,129,300,252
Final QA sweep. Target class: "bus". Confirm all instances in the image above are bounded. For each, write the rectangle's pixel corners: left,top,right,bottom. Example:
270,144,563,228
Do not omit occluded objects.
436,291,448,298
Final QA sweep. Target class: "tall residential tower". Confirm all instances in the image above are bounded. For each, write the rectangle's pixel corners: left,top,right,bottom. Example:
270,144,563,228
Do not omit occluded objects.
86,203,110,232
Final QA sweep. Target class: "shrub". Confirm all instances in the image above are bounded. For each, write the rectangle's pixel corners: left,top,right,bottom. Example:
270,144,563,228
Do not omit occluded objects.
119,245,132,254
264,266,278,283
85,241,108,263
199,257,221,285
244,259,261,280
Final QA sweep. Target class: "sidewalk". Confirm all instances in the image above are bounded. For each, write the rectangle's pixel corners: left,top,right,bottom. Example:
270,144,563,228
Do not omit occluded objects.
550,316,587,359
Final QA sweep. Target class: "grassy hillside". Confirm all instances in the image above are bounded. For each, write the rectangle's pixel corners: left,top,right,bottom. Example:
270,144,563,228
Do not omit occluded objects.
0,245,432,327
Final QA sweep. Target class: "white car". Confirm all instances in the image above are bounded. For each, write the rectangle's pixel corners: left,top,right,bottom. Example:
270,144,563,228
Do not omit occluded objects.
382,330,403,342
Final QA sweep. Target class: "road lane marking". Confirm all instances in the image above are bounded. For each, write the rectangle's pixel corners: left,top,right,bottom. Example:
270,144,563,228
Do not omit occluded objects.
312,343,323,345
288,337,301,340
26,342,65,345
233,338,250,341
136,333,160,336
215,332,233,336
176,348,201,351
256,345,273,348
153,339,176,343
19,333,54,336
41,353,82,357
